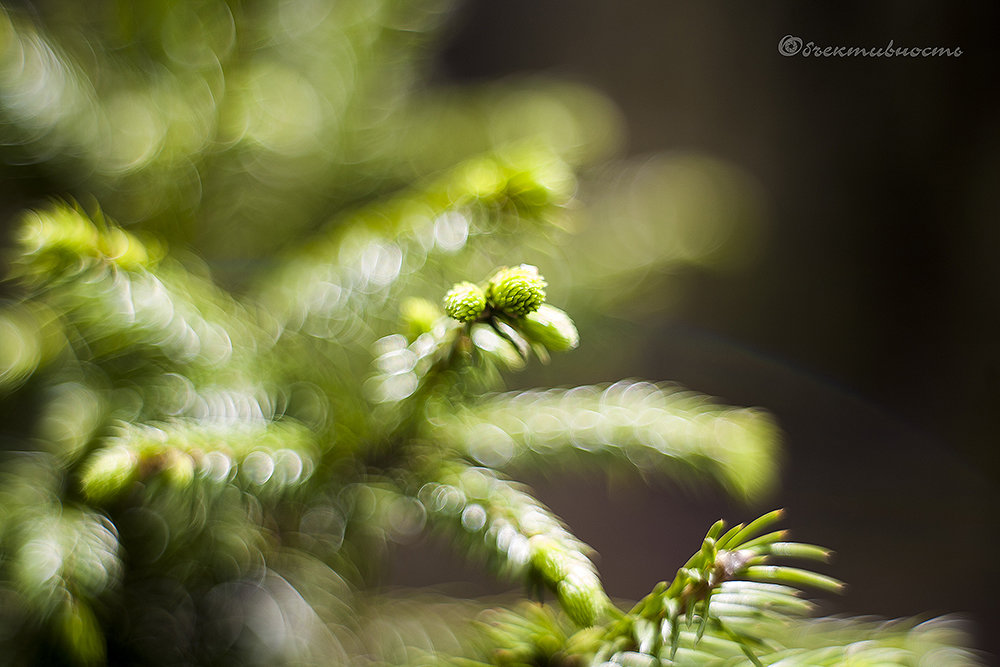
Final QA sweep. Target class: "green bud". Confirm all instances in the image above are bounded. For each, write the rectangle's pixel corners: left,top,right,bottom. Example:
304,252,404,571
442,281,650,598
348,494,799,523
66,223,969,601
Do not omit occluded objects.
556,570,606,627
519,304,579,351
487,265,547,317
443,282,488,323
80,446,138,503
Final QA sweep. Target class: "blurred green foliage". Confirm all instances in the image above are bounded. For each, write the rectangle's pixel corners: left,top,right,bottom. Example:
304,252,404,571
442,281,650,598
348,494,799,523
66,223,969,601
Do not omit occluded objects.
0,1,979,665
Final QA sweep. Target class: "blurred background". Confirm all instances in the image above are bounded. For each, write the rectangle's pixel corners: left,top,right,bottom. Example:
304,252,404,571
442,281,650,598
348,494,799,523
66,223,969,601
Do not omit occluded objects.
1,0,998,660
425,0,1000,657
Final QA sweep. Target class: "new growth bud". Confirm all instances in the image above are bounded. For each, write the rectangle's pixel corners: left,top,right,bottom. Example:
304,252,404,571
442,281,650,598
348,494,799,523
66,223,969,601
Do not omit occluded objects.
520,304,579,351
487,265,547,317
443,282,488,323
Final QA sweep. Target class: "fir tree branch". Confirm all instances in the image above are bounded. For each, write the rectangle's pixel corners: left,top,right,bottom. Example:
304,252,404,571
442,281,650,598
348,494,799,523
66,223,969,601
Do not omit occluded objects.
10,203,265,386
425,380,781,501
595,511,842,665
77,417,318,505
419,462,609,626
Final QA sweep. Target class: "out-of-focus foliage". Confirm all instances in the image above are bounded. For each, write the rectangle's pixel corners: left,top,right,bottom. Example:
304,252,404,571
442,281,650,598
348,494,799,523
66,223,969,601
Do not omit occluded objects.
0,1,980,665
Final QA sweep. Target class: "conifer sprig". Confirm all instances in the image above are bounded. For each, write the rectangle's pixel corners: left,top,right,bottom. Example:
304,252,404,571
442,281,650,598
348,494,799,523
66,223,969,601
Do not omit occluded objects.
426,381,780,499
593,511,842,665
419,463,609,626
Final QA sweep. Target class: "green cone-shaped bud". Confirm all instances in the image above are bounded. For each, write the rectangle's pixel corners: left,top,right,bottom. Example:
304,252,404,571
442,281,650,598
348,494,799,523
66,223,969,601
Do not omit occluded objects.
443,282,487,323
556,570,606,627
519,304,579,351
487,265,547,317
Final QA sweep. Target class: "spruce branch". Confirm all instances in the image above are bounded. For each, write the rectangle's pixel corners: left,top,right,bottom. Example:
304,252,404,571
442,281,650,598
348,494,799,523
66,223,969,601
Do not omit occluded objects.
593,511,841,665
9,203,263,384
78,418,317,504
456,513,972,666
426,381,780,500
420,462,609,626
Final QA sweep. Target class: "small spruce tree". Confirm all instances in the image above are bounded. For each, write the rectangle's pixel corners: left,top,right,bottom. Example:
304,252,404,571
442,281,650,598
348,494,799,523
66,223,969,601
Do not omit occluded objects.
0,1,978,665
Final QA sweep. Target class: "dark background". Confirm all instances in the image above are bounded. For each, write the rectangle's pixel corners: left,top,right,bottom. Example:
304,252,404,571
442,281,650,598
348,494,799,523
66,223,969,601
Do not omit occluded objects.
423,1,1000,658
